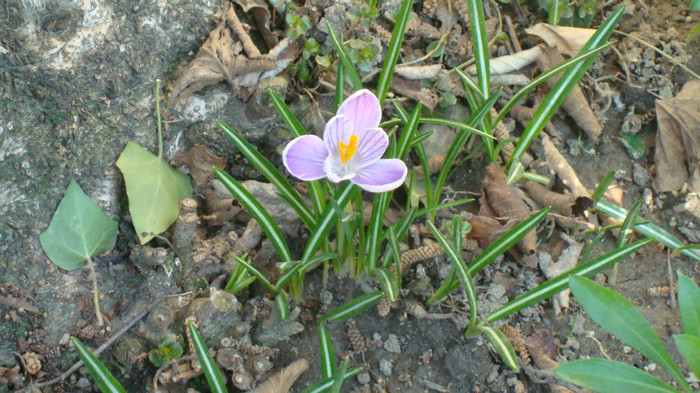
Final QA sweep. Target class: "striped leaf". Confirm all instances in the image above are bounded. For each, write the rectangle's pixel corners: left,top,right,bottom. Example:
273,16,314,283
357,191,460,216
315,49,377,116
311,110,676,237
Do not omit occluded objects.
486,237,654,323
555,359,678,393
299,367,362,393
217,121,315,228
678,274,700,337
215,168,291,262
71,338,126,393
375,0,414,105
318,321,337,379
187,321,228,393
507,6,625,169
326,23,362,90
320,291,384,322
478,326,519,371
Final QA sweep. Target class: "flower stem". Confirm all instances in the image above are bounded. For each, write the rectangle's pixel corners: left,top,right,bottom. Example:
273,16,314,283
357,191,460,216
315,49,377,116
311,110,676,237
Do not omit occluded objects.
86,256,104,327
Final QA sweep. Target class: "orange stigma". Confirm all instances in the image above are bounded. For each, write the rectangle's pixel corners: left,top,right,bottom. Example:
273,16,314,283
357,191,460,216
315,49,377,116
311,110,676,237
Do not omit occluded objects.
338,135,359,163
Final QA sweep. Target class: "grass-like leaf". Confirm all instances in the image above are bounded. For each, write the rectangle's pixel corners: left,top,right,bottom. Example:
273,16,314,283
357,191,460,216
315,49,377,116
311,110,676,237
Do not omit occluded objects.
71,338,126,393
217,121,315,228
373,267,400,302
555,359,678,393
466,0,490,97
477,326,519,371
678,274,700,338
376,0,414,105
485,237,654,322
590,170,616,203
506,6,624,170
188,321,228,393
301,182,355,263
40,180,117,270
274,292,290,320
569,275,691,391
494,43,612,127
428,207,550,305
300,367,362,393
674,334,700,379
234,255,276,293
116,142,193,244
331,358,349,393
326,23,362,91
318,321,337,379
428,221,477,329
320,291,384,322
215,168,292,262
596,199,700,261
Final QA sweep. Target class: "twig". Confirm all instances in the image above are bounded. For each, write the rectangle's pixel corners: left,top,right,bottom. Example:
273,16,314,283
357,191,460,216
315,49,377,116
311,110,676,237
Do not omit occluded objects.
0,295,40,314
27,297,164,390
224,1,262,58
86,256,104,327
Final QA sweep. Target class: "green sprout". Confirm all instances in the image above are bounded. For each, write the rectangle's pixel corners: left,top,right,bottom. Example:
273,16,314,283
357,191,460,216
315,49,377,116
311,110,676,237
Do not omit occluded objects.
148,334,185,367
285,13,311,40
345,38,379,73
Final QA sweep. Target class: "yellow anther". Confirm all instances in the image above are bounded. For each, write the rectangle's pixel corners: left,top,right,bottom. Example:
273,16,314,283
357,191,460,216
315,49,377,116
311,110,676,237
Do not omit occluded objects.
338,135,359,163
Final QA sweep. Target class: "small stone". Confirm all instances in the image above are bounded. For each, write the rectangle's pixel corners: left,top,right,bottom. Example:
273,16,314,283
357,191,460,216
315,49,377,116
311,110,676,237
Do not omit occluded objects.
648,363,657,372
59,333,71,346
383,334,401,353
320,290,333,305
622,346,632,354
357,371,371,384
379,359,393,376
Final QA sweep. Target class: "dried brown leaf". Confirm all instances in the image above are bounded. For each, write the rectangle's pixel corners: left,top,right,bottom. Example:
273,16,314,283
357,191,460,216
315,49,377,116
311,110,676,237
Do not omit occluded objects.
170,2,298,101
653,80,700,193
232,0,277,48
249,359,308,393
174,145,228,188
525,23,595,56
536,46,602,141
391,75,439,110
482,163,538,259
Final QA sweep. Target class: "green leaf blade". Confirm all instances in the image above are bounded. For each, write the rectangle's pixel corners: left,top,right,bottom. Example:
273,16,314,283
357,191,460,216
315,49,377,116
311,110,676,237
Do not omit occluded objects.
478,326,519,371
674,334,700,379
569,276,689,391
678,274,700,337
320,291,384,322
555,359,678,393
116,142,193,244
40,180,118,270
71,338,126,393
188,321,228,393
215,168,292,262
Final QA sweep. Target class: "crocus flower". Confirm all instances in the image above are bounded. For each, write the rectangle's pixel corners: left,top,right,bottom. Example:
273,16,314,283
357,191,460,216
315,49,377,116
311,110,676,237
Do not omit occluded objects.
282,89,408,193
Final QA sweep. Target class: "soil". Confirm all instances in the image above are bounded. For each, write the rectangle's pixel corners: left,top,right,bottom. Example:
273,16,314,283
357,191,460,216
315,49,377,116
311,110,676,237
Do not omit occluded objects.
1,0,699,392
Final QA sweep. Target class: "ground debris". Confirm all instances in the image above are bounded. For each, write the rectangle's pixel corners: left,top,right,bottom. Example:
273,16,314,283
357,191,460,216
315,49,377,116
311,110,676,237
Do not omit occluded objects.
170,0,299,101
653,80,700,193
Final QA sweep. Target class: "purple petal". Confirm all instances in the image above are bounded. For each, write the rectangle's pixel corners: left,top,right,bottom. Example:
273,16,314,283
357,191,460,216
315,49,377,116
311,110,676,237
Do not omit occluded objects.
282,135,328,181
323,115,353,165
337,89,382,134
350,127,388,168
350,159,407,193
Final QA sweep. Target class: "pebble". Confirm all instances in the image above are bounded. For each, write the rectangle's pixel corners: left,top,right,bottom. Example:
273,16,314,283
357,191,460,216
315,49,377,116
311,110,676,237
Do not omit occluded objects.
357,371,371,384
623,346,632,354
648,363,657,372
384,334,401,353
379,358,393,376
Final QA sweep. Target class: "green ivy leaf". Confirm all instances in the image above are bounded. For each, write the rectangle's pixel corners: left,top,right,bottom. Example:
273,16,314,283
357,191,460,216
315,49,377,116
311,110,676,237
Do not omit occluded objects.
40,179,117,271
116,142,193,244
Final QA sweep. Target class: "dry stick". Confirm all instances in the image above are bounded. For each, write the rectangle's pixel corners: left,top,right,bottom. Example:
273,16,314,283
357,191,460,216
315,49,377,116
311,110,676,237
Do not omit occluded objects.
29,297,165,390
504,15,522,52
541,134,589,199
86,256,104,327
224,1,262,58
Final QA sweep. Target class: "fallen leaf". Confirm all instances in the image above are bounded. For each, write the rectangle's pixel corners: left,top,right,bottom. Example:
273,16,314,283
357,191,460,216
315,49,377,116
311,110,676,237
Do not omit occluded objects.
249,359,308,393
466,45,543,75
174,145,228,188
116,142,193,244
391,75,439,110
232,0,277,49
40,179,117,270
536,46,602,141
538,233,583,316
481,163,538,259
654,80,700,193
170,1,299,101
525,23,595,56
